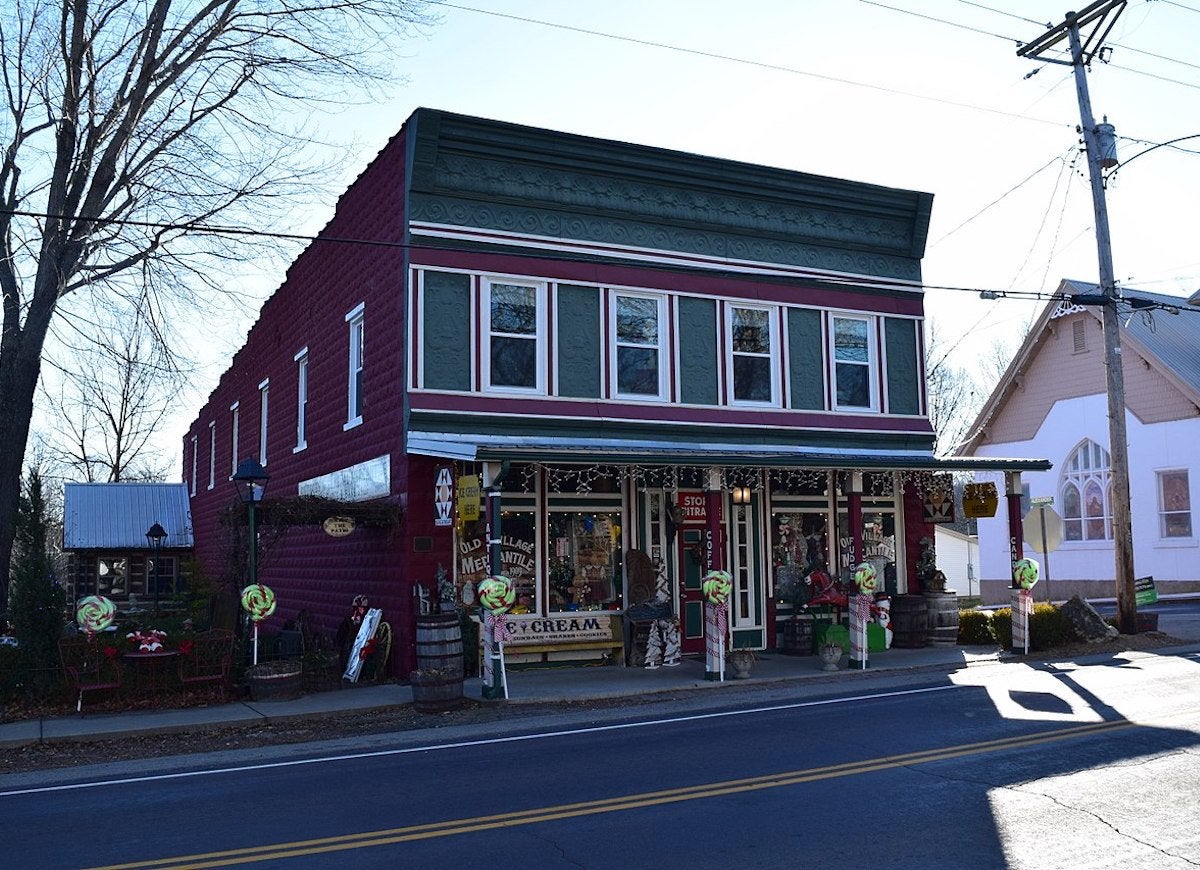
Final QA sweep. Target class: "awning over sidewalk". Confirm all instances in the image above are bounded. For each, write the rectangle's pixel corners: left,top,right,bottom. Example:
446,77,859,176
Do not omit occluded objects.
406,431,1050,473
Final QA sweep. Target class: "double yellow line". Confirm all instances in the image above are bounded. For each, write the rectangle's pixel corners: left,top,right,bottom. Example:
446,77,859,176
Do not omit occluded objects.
93,719,1132,869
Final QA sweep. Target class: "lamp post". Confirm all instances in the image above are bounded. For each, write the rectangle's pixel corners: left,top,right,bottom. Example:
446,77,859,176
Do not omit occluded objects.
232,457,270,595
145,522,167,613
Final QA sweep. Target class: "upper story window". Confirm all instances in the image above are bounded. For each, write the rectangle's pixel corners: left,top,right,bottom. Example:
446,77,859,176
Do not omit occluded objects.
612,292,667,400
207,422,216,490
258,379,270,467
1158,469,1192,539
1061,439,1112,541
727,304,778,405
831,315,877,411
345,303,364,429
485,280,544,393
294,347,309,452
230,402,240,476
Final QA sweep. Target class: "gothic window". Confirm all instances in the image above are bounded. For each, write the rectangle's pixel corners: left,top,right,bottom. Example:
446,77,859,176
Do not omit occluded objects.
1060,440,1112,542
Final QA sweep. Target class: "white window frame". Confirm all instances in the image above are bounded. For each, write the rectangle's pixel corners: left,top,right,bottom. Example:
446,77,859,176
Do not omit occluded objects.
207,422,216,490
345,302,365,430
1157,468,1193,540
610,290,668,401
829,314,879,412
294,347,309,453
189,435,198,496
230,402,240,476
258,378,270,467
725,303,781,407
482,278,546,395
1061,439,1113,542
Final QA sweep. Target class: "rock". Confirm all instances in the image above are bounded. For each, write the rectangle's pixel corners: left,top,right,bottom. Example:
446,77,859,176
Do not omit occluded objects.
1059,595,1119,642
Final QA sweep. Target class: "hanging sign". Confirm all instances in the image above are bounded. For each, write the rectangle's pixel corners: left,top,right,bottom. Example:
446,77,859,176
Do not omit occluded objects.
434,466,454,527
962,482,999,518
457,474,481,522
923,489,955,524
322,516,355,538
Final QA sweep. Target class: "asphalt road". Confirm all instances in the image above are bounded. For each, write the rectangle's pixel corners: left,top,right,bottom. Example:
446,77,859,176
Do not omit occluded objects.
4,647,1200,869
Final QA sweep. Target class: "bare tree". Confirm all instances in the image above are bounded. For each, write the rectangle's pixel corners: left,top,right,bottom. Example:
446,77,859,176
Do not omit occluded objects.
38,304,181,482
0,0,433,612
925,321,982,457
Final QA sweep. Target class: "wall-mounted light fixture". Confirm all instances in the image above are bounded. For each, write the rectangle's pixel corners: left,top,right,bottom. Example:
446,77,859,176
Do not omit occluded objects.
731,486,751,505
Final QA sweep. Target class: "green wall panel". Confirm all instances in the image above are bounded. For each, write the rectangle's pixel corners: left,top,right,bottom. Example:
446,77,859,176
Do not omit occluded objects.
885,317,920,415
788,308,825,410
422,271,472,391
678,297,718,405
557,284,601,398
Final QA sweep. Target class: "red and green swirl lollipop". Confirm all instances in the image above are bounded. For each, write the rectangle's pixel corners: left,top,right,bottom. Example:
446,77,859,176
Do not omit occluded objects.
702,570,732,606
478,575,516,614
240,583,277,621
76,595,116,635
854,562,878,595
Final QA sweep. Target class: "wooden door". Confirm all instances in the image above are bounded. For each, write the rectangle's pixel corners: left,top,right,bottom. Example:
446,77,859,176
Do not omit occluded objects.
678,526,706,655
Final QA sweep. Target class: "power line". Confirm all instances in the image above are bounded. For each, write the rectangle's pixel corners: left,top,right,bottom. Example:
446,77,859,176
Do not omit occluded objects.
953,0,1050,28
430,2,1068,129
1150,0,1200,14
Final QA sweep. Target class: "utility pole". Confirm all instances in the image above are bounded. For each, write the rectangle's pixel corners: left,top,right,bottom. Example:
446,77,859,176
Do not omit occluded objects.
1018,1,1137,634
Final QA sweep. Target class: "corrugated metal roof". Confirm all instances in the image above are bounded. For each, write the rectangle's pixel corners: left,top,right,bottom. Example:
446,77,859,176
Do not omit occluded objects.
1063,279,1200,399
63,483,194,551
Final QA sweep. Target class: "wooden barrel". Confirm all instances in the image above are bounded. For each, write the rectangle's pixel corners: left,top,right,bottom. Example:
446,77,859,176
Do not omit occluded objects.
780,616,814,656
891,594,928,648
416,612,464,678
925,592,960,647
410,671,465,713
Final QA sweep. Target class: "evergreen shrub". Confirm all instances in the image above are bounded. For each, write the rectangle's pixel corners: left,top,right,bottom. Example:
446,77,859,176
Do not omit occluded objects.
957,608,993,645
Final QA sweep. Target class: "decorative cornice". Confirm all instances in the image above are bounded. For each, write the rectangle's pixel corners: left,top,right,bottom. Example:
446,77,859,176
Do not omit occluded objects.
405,109,933,282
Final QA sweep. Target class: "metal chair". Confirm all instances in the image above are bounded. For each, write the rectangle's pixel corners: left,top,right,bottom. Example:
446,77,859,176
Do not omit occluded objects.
177,629,234,697
58,634,123,713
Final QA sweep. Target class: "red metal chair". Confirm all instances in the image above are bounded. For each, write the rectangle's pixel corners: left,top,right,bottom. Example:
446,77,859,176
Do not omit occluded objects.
58,635,123,714
177,629,234,698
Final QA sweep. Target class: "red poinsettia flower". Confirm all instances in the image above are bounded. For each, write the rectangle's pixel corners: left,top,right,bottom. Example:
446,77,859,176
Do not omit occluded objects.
102,646,117,660
178,639,194,656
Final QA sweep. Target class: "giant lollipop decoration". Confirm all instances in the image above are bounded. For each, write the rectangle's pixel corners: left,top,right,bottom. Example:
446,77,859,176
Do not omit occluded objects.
702,570,732,606
853,562,878,595
1013,558,1040,590
76,595,115,636
241,583,277,664
478,575,516,614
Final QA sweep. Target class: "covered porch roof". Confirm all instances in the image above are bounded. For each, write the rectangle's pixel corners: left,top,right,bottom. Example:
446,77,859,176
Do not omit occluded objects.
407,431,1051,473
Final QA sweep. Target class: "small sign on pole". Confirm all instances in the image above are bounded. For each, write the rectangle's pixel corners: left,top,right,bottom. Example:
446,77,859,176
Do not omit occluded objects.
1135,576,1158,606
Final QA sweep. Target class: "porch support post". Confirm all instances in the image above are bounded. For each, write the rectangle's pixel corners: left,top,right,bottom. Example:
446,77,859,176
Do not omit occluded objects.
845,472,868,669
704,467,726,681
1006,471,1031,655
482,461,506,700
847,471,864,569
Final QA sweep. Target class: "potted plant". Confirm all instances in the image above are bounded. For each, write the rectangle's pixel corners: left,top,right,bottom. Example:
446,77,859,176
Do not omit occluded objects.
245,658,302,701
818,641,843,671
728,648,756,679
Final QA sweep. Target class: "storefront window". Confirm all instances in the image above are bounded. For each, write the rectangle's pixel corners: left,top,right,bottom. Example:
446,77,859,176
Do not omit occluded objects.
837,511,897,594
456,511,538,612
772,511,829,608
547,511,621,612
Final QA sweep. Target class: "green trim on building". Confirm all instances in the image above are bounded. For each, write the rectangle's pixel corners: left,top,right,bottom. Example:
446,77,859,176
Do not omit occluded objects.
788,308,825,410
406,109,933,282
422,271,472,391
884,318,920,415
556,284,601,398
678,297,719,405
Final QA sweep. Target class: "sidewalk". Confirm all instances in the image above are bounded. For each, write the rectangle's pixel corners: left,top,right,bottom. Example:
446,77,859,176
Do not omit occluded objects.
4,603,1197,750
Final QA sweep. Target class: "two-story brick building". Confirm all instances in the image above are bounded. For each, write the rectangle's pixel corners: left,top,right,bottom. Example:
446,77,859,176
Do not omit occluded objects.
184,109,1047,677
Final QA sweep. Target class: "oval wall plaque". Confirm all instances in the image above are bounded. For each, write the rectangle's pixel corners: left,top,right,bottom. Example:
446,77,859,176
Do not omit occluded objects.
323,516,355,538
